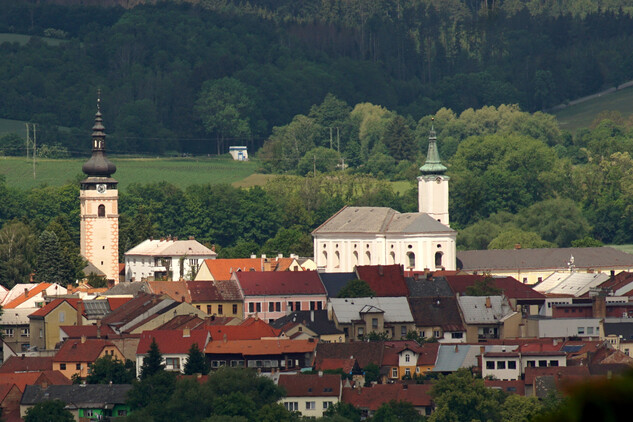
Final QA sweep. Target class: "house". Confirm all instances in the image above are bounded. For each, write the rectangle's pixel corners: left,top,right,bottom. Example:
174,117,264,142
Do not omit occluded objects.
342,383,434,418
204,338,317,372
0,383,22,422
124,237,217,282
205,317,280,341
0,356,54,374
354,265,410,297
1,283,67,309
28,298,89,351
407,296,466,342
187,280,244,318
482,349,567,381
20,384,133,420
523,366,591,397
329,297,415,341
457,247,633,285
313,129,456,273
229,145,248,161
233,271,327,323
136,329,210,377
314,342,385,378
53,337,125,379
278,373,341,417
381,341,440,380
271,310,345,343
535,272,610,297
317,272,357,298
456,296,521,342
58,322,140,362
195,256,303,281
0,308,34,357
525,317,603,339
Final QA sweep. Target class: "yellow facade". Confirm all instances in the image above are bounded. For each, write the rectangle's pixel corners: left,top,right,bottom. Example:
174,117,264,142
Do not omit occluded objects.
53,346,124,379
192,301,243,319
30,302,89,351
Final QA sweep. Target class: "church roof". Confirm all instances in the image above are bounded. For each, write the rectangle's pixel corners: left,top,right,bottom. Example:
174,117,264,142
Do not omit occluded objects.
82,95,116,178
419,125,447,175
312,206,454,235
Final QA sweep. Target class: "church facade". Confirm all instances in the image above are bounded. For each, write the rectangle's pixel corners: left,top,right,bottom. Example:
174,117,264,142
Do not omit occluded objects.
312,127,456,272
80,96,119,283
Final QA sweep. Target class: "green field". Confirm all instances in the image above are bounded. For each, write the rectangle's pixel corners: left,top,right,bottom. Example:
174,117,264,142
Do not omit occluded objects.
553,85,633,132
0,156,260,190
0,33,66,47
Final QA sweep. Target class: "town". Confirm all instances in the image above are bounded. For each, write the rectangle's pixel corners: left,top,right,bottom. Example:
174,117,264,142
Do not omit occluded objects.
2,102,633,422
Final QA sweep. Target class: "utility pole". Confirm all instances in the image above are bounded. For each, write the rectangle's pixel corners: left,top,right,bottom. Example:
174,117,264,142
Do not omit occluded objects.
32,124,36,179
25,123,30,159
329,127,333,149
336,127,340,154
313,154,316,175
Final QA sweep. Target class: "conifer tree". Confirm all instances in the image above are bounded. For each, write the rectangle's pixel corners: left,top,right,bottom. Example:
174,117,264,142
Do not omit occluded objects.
183,343,210,375
140,338,164,379
35,230,65,284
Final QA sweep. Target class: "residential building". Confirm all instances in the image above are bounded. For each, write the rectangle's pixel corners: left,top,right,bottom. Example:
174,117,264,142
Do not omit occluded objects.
233,271,327,323
278,373,341,417
0,382,22,422
1,283,67,309
317,272,357,298
28,298,89,351
52,338,125,379
313,128,456,273
136,329,210,377
228,145,248,161
271,310,345,343
205,317,280,341
187,280,244,318
0,308,34,356
381,341,440,380
407,296,466,342
124,237,217,282
354,265,410,297
195,256,303,281
482,350,567,381
342,383,433,418
535,272,610,297
525,317,603,339
457,296,521,342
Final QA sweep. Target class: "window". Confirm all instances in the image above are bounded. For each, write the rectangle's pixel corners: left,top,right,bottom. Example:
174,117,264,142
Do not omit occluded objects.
4,328,13,337
211,360,226,368
358,327,364,338
117,410,128,417
256,303,261,313
527,360,535,367
317,301,323,310
295,301,301,311
305,401,315,410
372,318,378,330
249,303,254,313
60,363,66,370
166,357,181,370
20,328,28,337
405,353,411,363
587,327,594,335
323,402,333,410
365,250,371,264
406,252,416,268
508,361,517,369
310,301,316,310
98,204,105,217
353,251,359,265
392,367,398,378
550,360,559,367
285,402,298,411
497,361,506,369
85,410,94,417
196,305,201,310
434,252,443,268
39,329,43,338
218,304,223,314
434,330,441,338
335,251,340,268
76,363,81,370
405,368,411,377
401,326,407,337
275,302,280,312
322,251,328,267
486,361,495,370
578,327,585,335
538,360,547,367
59,311,65,323
269,302,275,312
232,304,238,314
451,332,463,339
207,305,212,314
389,251,395,264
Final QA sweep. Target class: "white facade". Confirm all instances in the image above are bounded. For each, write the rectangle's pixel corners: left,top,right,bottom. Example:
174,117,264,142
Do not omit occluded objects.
229,146,248,161
418,174,450,226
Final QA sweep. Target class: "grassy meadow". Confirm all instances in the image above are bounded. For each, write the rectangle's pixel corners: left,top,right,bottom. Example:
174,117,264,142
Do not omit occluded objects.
0,33,66,47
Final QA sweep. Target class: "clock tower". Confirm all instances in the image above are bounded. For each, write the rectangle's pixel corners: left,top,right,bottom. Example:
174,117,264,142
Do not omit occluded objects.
418,121,450,226
80,95,119,283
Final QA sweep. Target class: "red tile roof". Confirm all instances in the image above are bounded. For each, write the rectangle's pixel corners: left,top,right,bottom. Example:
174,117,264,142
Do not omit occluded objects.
315,343,384,370
147,281,191,302
524,366,590,386
0,383,18,402
54,339,119,363
187,280,242,302
444,275,545,299
157,315,206,330
3,283,54,309
0,356,53,373
342,384,432,410
29,298,86,318
381,341,439,367
484,379,525,395
234,271,326,296
318,358,356,373
278,373,341,397
205,339,317,355
59,324,118,339
101,293,163,328
107,297,132,310
201,257,300,281
137,329,210,355
205,318,280,341
0,371,70,392
355,265,410,297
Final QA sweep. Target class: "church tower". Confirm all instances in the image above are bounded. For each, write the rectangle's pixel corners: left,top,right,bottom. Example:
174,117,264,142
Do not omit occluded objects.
418,122,450,226
80,95,119,283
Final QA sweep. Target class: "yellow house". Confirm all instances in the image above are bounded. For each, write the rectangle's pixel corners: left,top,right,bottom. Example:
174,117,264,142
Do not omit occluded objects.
384,342,440,380
29,298,89,351
52,337,125,379
187,280,244,319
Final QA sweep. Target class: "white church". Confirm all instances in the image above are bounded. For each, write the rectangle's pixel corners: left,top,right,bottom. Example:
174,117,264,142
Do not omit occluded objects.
312,126,456,272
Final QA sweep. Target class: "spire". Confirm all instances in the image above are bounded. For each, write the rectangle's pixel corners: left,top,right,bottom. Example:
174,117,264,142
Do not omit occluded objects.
82,91,116,178
419,119,447,175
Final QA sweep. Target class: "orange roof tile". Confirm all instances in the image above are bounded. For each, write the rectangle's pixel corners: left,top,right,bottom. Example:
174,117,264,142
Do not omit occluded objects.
0,356,53,373
29,298,86,318
106,297,132,310
342,384,432,410
3,283,53,309
137,329,210,355
205,318,280,340
54,339,119,363
0,371,70,392
205,339,317,355
278,373,341,397
201,257,299,281
147,281,191,302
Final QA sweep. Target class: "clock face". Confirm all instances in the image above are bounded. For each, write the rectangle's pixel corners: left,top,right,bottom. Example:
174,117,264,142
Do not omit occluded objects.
96,184,106,194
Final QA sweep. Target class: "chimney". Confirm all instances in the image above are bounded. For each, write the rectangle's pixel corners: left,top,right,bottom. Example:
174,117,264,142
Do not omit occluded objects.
318,371,323,377
485,297,492,309
479,346,485,356
174,236,178,241
81,335,87,344
76,300,83,326
426,271,433,281
24,288,29,298
278,254,283,259
189,236,194,240
183,328,191,338
592,295,607,319
250,254,256,259
96,320,101,339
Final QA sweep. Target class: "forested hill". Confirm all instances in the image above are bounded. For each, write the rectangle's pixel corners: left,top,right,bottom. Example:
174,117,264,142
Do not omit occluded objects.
2,0,633,155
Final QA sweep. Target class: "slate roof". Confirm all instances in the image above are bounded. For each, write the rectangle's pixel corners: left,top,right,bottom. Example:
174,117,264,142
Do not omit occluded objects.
54,339,118,362
100,293,166,328
0,356,53,373
457,247,633,271
204,339,317,355
137,329,209,355
21,384,132,407
587,271,633,296
187,280,242,302
445,275,545,300
315,342,384,369
125,239,216,257
330,297,414,324
432,344,472,372
318,272,357,297
270,310,343,336
278,373,341,397
102,281,150,296
407,297,464,330
405,275,454,297
313,206,455,235
355,265,410,297
342,384,433,410
457,296,516,324
234,271,326,296
604,321,633,340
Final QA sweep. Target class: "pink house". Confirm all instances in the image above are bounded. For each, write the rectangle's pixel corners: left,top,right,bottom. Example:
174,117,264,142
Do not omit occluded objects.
232,271,327,323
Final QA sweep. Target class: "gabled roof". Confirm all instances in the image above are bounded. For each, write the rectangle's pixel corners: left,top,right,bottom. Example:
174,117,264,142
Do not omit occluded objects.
54,339,119,363
523,366,590,386
0,383,18,402
317,358,356,373
444,275,545,300
28,298,86,319
278,373,341,397
234,271,326,296
0,356,53,373
405,275,454,297
187,280,242,302
0,308,35,325
137,329,210,355
0,371,70,392
270,310,343,336
21,384,132,406
199,257,301,281
205,317,280,340
458,247,633,271
381,341,439,367
330,297,414,324
102,281,150,296
536,272,610,297
312,206,454,235
204,339,317,355
125,238,216,257
156,315,206,330
315,342,384,369
457,296,516,324
100,293,167,328
342,384,432,410
107,297,132,310
355,265,410,297
147,281,191,302
407,296,464,330
59,324,117,339
2,283,56,309
318,272,357,298
432,344,472,372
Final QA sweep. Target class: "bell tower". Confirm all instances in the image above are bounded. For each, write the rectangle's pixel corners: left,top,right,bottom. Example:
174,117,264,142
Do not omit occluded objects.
418,120,450,226
80,93,119,283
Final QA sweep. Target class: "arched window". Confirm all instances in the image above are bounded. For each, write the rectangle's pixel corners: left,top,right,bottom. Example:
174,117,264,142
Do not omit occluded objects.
389,251,396,264
334,251,340,268
322,251,328,267
353,251,359,266
407,252,415,269
435,252,443,268
365,250,371,264
98,204,105,218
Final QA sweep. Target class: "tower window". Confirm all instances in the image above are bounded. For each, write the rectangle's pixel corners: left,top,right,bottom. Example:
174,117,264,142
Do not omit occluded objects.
407,252,415,268
98,204,105,217
435,252,443,268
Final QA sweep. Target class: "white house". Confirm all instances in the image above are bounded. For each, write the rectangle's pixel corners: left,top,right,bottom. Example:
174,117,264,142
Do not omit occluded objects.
229,146,248,161
135,329,210,378
312,127,456,272
124,238,216,282
278,373,341,418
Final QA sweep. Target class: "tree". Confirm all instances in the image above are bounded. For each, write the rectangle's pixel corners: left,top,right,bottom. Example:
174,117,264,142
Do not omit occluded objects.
24,400,74,422
85,355,135,384
465,275,502,296
323,402,361,422
487,228,555,250
184,343,210,375
34,230,66,284
0,220,37,288
372,400,425,422
500,394,544,422
337,279,375,298
363,363,380,386
382,115,418,161
260,226,312,257
297,147,341,175
140,338,164,380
